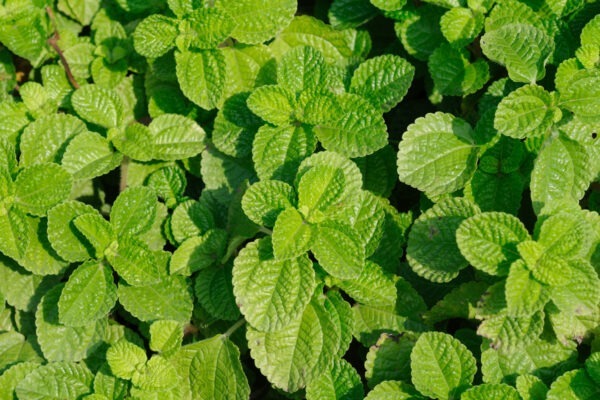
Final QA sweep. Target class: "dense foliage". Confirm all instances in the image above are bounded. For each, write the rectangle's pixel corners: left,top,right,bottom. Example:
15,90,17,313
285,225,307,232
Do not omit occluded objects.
0,0,599,398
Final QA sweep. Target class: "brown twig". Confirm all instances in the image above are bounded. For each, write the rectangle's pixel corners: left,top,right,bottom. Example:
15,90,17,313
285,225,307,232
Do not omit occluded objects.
45,6,80,89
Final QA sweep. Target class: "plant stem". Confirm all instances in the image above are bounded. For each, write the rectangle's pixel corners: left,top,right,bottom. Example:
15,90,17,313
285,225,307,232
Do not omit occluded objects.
223,318,245,338
45,7,80,89
119,156,130,192
259,226,273,235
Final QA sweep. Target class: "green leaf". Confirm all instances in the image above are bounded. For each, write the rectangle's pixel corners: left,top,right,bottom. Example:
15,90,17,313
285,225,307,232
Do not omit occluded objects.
428,44,490,96
149,320,183,356
335,260,396,307
456,212,530,276
247,295,340,392
305,358,364,400
176,50,226,110
15,362,94,400
411,332,477,400
551,259,600,315
440,7,484,48
105,236,163,286
110,186,157,238
0,362,41,400
547,369,600,400
169,199,215,244
559,69,600,121
312,221,365,280
516,374,549,400
0,6,48,66
14,164,73,216
342,190,385,257
407,197,479,283
133,15,178,58
365,333,414,388
71,84,126,128
364,380,426,399
221,45,276,99
537,211,593,258
478,311,545,348
480,23,553,83
313,93,388,158
169,229,228,275
108,124,153,162
0,207,29,261
505,260,550,316
217,0,297,44
58,260,117,327
298,165,347,219
394,5,445,61
131,355,180,391
353,301,424,347
241,180,296,227
58,0,101,26
370,0,406,11
397,112,478,196
246,85,296,125
324,290,354,357
530,135,595,213
466,170,526,215
0,331,43,371
278,45,328,94
147,165,187,207
19,113,88,166
36,285,106,362
253,124,317,183
20,216,68,276
350,54,414,112
179,8,234,51
328,0,378,29
272,207,312,260
233,237,315,332
61,132,123,180
72,212,114,258
353,146,398,198
146,114,206,160
495,85,556,139
195,263,241,321
189,335,250,399
106,339,148,380
117,275,193,323
461,383,521,400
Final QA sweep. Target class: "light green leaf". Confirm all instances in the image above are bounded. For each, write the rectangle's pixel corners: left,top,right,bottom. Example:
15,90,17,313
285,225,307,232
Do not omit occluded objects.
407,197,479,283
253,124,317,183
217,0,297,44
350,54,414,112
108,124,153,162
169,229,228,275
246,85,295,125
0,207,29,261
530,135,594,213
480,23,553,83
411,332,477,400
352,303,422,347
36,285,106,362
0,331,43,371
72,212,114,258
461,383,521,400
241,180,296,227
147,166,187,207
195,263,241,321
397,112,478,196
106,339,148,380
169,199,215,245
62,42,95,82
370,0,406,11
150,320,183,356
340,190,385,257
221,45,275,99
247,295,340,392
516,374,549,400
272,207,312,260
105,236,162,286
456,212,530,276
110,186,157,238
61,131,123,180
440,7,484,48
495,84,556,139
147,114,206,160
132,355,180,392
424,281,488,325
298,165,347,220
58,261,117,327
0,362,41,400
176,49,226,110
559,69,600,121
478,311,545,348
177,8,234,50
314,93,388,158
0,6,49,66
428,44,490,96
133,15,178,58
189,335,250,400
20,216,68,276
15,362,94,400
306,358,364,400
278,46,328,94
364,380,425,399
517,240,571,286
71,84,126,128
551,259,600,315
312,221,365,280
233,237,315,332
365,333,414,388
14,164,72,217
505,260,550,316
537,211,593,258
0,102,30,147
117,275,193,323
547,369,600,400
324,290,354,357
19,113,88,166
335,261,396,307
58,0,101,25
328,0,378,29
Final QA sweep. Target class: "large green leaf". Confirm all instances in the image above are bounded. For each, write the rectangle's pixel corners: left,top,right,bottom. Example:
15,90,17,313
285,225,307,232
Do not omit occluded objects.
15,362,94,400
58,0,101,26
559,69,600,121
71,84,126,128
177,8,234,50
232,237,315,332
278,45,328,95
14,164,73,217
298,165,347,221
547,369,600,400
106,339,147,380
335,260,396,307
175,49,226,110
440,7,484,48
495,85,556,139
364,333,414,388
505,260,550,316
551,259,600,316
169,199,215,244
246,85,295,126
105,236,163,286
61,131,123,180
411,332,477,400
145,114,206,160
397,112,478,196
312,221,365,280
72,212,114,259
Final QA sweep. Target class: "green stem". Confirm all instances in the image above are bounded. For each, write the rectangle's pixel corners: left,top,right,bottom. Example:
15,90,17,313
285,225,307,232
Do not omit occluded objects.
223,318,245,338
259,226,273,235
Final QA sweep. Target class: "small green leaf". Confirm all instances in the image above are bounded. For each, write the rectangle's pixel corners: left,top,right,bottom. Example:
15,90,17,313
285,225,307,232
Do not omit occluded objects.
150,320,183,356
298,165,347,220
176,49,226,110
147,114,206,160
365,333,414,388
147,165,187,207
246,85,296,125
177,8,234,50
516,374,549,400
169,229,228,275
106,339,148,380
312,221,365,280
397,112,478,196
58,260,117,327
495,84,555,139
170,199,215,244
58,0,101,26
189,335,250,399
559,69,600,121
241,180,296,227
0,207,29,261
305,358,364,400
110,186,157,238
440,7,484,48
461,383,521,400
428,44,490,96
505,260,550,316
411,332,477,400
14,164,72,217
364,380,425,399
73,212,114,258
551,259,600,315
131,355,180,391
133,15,178,58
394,5,444,61
537,211,593,258
71,84,126,128
278,46,328,95
105,236,163,286
233,237,316,332
61,131,123,180
0,362,41,400
335,260,396,307
272,207,312,260
15,362,94,400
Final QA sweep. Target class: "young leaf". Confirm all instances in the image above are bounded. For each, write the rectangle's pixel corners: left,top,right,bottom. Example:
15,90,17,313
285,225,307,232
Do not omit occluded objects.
105,236,163,286
110,186,157,238
278,46,328,95
71,84,126,128
176,49,226,110
179,8,235,50
559,70,600,121
241,180,296,227
61,131,123,180
305,358,364,400
364,380,426,399
0,362,41,400
334,260,396,307
312,221,365,280
246,85,296,125
106,339,148,380
72,212,114,258
58,0,101,26
233,237,316,332
428,44,490,96
14,164,73,217
397,112,478,196
410,332,477,400
149,320,183,356
551,259,600,315
170,199,215,244
537,211,593,258
440,7,484,48
189,335,250,399
505,260,550,316
0,208,29,261
494,85,555,139
146,113,206,160
170,229,227,275
298,165,347,220
15,362,94,400
350,54,415,112
272,207,312,260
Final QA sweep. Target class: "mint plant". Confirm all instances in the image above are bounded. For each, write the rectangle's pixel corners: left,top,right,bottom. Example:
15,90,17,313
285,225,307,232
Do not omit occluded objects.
1,0,600,399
